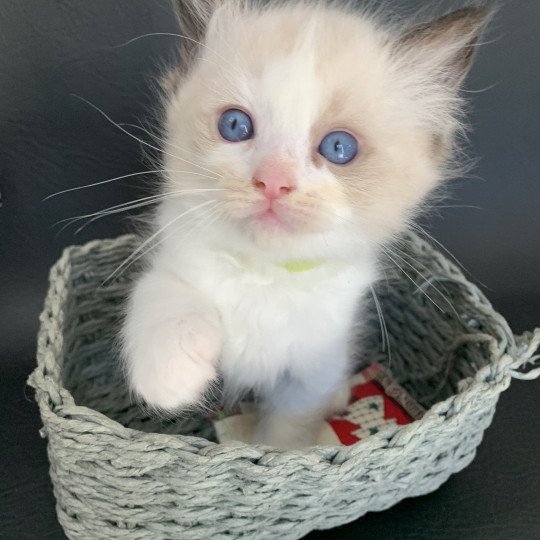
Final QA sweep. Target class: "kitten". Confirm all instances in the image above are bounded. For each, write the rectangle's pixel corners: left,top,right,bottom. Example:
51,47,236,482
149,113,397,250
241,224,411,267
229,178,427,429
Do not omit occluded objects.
121,0,490,449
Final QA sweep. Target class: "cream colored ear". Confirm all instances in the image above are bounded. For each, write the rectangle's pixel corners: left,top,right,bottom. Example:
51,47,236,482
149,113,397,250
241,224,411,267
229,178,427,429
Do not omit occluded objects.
398,7,493,89
173,0,221,66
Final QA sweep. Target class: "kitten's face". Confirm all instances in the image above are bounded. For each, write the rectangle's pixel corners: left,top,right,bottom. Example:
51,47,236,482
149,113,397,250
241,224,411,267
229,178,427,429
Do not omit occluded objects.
162,2,486,259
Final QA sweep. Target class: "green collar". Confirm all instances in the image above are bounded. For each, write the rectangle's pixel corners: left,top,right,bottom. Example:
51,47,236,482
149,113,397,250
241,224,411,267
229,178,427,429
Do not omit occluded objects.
277,259,323,273
223,250,325,274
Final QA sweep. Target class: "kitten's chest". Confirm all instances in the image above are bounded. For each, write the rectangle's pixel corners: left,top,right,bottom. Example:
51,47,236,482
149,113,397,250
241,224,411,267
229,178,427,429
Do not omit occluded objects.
181,255,376,387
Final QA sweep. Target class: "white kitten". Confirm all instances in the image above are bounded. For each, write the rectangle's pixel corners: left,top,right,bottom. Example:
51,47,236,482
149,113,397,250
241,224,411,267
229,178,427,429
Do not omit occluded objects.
122,1,490,448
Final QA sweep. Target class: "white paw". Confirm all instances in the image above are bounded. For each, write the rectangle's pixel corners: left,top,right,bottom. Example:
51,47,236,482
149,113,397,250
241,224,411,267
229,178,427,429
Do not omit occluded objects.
124,313,222,411
324,384,351,416
253,412,322,449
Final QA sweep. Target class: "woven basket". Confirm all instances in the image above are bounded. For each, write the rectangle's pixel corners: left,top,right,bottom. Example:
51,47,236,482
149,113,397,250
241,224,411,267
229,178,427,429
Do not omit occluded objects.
28,233,539,540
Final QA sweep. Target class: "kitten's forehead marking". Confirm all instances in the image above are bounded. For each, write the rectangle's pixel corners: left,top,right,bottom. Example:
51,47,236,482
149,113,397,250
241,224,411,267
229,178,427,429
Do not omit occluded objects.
254,25,321,151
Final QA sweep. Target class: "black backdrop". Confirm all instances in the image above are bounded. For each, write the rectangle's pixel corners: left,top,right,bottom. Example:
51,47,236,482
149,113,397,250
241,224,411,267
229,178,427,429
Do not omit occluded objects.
1,1,538,538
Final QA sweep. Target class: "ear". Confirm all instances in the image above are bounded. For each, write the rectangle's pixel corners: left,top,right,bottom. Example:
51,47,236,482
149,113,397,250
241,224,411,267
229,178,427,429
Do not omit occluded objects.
398,6,493,90
173,0,221,66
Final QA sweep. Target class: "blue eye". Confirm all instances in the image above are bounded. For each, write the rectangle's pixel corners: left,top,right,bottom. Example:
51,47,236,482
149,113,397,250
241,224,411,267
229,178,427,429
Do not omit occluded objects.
218,109,254,142
318,131,359,165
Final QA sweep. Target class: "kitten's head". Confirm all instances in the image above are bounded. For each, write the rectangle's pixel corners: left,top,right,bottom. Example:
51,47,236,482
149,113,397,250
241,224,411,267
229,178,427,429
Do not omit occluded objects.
160,0,490,261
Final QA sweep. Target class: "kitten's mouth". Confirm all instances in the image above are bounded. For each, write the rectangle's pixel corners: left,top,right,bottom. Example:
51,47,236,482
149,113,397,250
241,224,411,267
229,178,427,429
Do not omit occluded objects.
251,201,293,231
241,198,325,236
256,208,286,227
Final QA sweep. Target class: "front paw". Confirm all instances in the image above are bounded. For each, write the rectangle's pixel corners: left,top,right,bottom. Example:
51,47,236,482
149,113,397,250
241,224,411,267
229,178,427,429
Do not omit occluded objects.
123,314,222,411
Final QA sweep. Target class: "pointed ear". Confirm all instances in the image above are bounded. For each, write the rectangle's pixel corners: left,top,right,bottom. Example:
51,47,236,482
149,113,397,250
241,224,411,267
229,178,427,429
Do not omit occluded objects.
397,7,493,89
173,0,221,66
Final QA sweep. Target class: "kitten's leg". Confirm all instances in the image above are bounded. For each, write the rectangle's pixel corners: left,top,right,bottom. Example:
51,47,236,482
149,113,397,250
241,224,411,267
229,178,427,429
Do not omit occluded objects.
254,345,351,449
254,408,325,450
121,270,223,411
254,385,349,449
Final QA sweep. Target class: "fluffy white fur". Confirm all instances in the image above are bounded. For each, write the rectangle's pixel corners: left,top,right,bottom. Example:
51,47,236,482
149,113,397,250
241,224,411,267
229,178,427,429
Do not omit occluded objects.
122,0,490,448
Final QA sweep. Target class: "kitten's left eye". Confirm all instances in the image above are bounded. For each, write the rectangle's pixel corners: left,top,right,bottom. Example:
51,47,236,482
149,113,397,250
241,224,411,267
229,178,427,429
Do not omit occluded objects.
318,131,359,165
218,109,254,142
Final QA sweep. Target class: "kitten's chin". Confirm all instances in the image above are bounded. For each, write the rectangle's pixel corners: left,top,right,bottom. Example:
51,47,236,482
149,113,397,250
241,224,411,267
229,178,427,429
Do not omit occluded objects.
212,210,363,261
219,199,349,253
239,216,336,257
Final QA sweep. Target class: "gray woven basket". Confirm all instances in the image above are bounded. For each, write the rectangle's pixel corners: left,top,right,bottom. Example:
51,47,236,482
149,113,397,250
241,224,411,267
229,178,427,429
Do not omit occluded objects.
28,233,539,540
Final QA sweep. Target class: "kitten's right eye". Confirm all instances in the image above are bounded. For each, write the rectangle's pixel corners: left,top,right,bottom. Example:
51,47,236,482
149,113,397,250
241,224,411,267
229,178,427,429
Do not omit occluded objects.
218,109,254,142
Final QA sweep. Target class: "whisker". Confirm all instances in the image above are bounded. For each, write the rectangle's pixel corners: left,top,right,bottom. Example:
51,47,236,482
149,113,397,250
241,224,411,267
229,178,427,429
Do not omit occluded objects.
43,168,221,201
158,201,220,240
43,170,162,201
55,188,224,234
172,204,224,243
53,188,222,225
102,199,217,284
461,81,500,94
54,194,165,235
317,206,467,315
317,207,452,314
71,95,221,178
119,123,223,179
111,32,243,79
407,222,486,287
103,201,221,286
384,244,460,317
75,190,224,235
369,283,391,368
380,246,445,313
434,204,483,211
112,32,185,48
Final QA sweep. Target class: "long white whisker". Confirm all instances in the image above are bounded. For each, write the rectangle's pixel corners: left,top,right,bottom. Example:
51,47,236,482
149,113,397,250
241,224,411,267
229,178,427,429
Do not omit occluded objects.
54,188,224,226
156,201,219,240
435,205,483,210
408,223,470,274
381,247,445,313
73,190,224,235
43,170,162,201
112,32,184,48
461,81,500,94
386,244,460,318
71,95,221,178
320,207,445,310
55,195,164,236
369,283,391,369
119,123,223,179
52,188,224,235
112,32,243,79
43,168,221,201
317,206,459,314
103,201,221,285
170,204,223,243
103,199,217,284
192,204,227,237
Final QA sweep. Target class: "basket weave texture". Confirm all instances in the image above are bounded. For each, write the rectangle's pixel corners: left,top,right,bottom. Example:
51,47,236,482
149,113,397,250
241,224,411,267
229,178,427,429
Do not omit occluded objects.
28,234,539,540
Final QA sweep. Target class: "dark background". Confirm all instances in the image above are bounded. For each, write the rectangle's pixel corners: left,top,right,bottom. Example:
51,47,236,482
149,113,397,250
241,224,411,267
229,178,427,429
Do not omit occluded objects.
0,1,538,538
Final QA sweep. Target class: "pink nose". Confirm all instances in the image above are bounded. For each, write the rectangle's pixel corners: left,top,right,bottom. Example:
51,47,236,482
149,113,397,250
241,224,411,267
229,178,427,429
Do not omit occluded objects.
252,163,295,200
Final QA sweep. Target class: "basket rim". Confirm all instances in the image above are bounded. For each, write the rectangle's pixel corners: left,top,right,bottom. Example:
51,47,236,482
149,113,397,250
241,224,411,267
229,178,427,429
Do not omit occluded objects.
27,233,535,465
